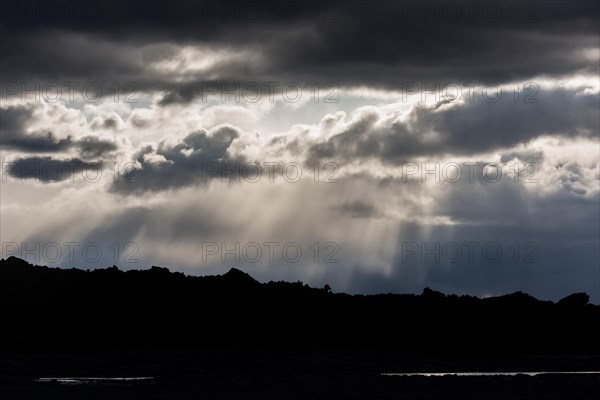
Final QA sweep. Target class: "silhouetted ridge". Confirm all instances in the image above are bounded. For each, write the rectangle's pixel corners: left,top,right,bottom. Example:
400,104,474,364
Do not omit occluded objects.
421,287,445,300
559,292,590,307
0,255,33,270
222,267,259,285
0,257,598,355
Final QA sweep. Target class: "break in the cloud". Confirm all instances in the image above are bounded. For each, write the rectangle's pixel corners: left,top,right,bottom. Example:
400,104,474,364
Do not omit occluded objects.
0,1,598,303
96,87,598,194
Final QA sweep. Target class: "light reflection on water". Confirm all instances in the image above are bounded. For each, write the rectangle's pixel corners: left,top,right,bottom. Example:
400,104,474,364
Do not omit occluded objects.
36,377,154,385
382,371,600,377
34,372,600,384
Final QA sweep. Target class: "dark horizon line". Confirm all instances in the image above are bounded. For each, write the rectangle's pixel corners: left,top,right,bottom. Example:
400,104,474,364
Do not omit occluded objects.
1,255,595,306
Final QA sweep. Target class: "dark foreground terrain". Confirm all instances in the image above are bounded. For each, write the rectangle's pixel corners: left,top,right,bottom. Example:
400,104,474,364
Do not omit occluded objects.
1,256,599,398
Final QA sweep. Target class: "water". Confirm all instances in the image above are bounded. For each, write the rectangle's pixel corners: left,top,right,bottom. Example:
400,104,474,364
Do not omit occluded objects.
36,377,154,385
382,371,600,377
36,372,600,385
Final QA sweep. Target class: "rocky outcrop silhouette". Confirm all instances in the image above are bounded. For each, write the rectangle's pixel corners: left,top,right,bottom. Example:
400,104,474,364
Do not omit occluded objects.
0,256,598,355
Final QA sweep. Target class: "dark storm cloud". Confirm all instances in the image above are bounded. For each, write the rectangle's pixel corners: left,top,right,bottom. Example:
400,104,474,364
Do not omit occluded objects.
0,107,31,134
110,125,241,194
266,2,599,87
1,1,598,103
332,200,381,219
3,130,73,153
0,107,73,152
6,156,103,182
75,135,119,159
306,89,600,164
90,115,120,131
0,0,338,35
0,106,122,158
499,149,544,164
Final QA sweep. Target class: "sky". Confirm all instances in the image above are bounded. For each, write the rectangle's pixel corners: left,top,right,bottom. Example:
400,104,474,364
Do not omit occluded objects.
0,0,599,302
